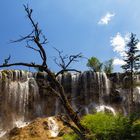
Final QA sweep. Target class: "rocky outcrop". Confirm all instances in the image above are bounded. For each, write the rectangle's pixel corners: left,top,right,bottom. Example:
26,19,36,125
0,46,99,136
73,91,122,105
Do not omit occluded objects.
1,116,70,140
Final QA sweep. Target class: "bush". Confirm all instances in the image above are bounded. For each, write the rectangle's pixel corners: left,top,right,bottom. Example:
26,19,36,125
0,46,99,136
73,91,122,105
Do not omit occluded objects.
81,113,132,140
63,133,79,140
131,120,140,140
63,113,140,140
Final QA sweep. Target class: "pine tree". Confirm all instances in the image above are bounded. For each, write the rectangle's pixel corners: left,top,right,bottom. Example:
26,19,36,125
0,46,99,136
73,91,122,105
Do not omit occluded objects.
121,33,140,113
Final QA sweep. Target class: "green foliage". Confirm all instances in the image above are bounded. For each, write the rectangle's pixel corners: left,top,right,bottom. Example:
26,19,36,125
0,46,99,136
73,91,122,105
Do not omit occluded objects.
103,59,113,74
132,120,140,139
129,112,140,123
63,133,79,140
87,57,114,74
81,113,132,140
63,113,140,140
87,57,103,72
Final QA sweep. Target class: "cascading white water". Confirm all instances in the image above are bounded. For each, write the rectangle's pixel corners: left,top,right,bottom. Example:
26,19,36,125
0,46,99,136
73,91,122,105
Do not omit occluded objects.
133,87,140,103
95,105,116,115
0,130,6,138
55,74,63,115
0,70,41,131
96,72,103,104
14,118,30,128
1,70,140,135
48,117,59,137
71,73,80,111
64,71,113,115
96,72,110,104
102,72,110,95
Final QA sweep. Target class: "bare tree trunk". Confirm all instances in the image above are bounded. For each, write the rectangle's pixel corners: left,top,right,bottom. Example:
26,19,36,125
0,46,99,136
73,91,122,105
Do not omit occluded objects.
129,70,134,114
45,69,89,140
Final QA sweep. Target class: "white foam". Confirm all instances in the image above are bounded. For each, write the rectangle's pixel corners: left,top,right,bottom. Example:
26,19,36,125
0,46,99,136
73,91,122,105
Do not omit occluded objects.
48,117,59,137
14,120,30,128
96,105,116,115
0,130,6,138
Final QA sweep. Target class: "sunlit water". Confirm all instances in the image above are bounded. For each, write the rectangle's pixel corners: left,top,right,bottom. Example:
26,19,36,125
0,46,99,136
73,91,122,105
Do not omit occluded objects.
48,117,59,137
96,105,116,115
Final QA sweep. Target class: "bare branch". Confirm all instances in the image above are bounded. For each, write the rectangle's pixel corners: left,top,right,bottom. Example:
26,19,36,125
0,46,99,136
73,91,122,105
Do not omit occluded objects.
53,47,67,69
65,53,83,68
23,4,40,39
3,55,11,65
26,42,44,60
10,31,34,43
26,43,39,52
0,62,42,69
24,5,47,65
40,33,48,44
55,69,81,77
11,5,48,67
53,47,82,76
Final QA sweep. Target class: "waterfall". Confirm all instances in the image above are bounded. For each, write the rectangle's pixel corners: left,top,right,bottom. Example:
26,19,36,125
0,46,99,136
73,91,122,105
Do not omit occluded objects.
62,71,111,115
134,87,140,103
0,70,41,131
1,70,140,133
71,73,80,111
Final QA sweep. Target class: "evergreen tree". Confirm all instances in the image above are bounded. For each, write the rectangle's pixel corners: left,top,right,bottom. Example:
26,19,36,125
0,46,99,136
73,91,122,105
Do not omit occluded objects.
122,33,140,72
121,33,140,113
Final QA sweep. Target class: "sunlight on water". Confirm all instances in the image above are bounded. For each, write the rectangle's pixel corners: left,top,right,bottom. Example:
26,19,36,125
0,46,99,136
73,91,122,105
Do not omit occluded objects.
14,119,30,128
96,105,116,115
0,130,6,138
48,117,59,137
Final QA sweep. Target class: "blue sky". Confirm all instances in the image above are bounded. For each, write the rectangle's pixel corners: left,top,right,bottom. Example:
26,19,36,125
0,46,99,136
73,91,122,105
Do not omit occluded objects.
0,0,140,72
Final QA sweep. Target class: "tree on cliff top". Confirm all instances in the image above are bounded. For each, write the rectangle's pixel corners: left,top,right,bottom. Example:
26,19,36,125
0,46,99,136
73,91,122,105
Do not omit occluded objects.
87,57,103,72
103,59,113,74
121,33,140,113
0,5,89,140
87,57,113,74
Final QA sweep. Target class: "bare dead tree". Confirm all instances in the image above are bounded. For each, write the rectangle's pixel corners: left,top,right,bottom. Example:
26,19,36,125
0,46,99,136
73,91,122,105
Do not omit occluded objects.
0,5,89,140
53,47,82,77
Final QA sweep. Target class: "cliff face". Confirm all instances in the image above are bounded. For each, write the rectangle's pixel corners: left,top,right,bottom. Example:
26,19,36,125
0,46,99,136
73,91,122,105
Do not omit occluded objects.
0,70,140,134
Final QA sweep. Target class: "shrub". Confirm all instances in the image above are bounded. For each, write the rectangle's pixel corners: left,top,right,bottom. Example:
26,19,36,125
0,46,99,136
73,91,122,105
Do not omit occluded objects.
80,113,131,140
63,133,79,140
131,120,140,140
63,113,140,140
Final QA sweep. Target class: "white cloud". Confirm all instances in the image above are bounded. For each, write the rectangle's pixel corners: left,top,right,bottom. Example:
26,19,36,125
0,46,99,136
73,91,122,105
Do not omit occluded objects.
98,12,115,25
111,33,129,66
111,33,140,66
113,58,126,66
110,33,129,57
111,32,140,57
